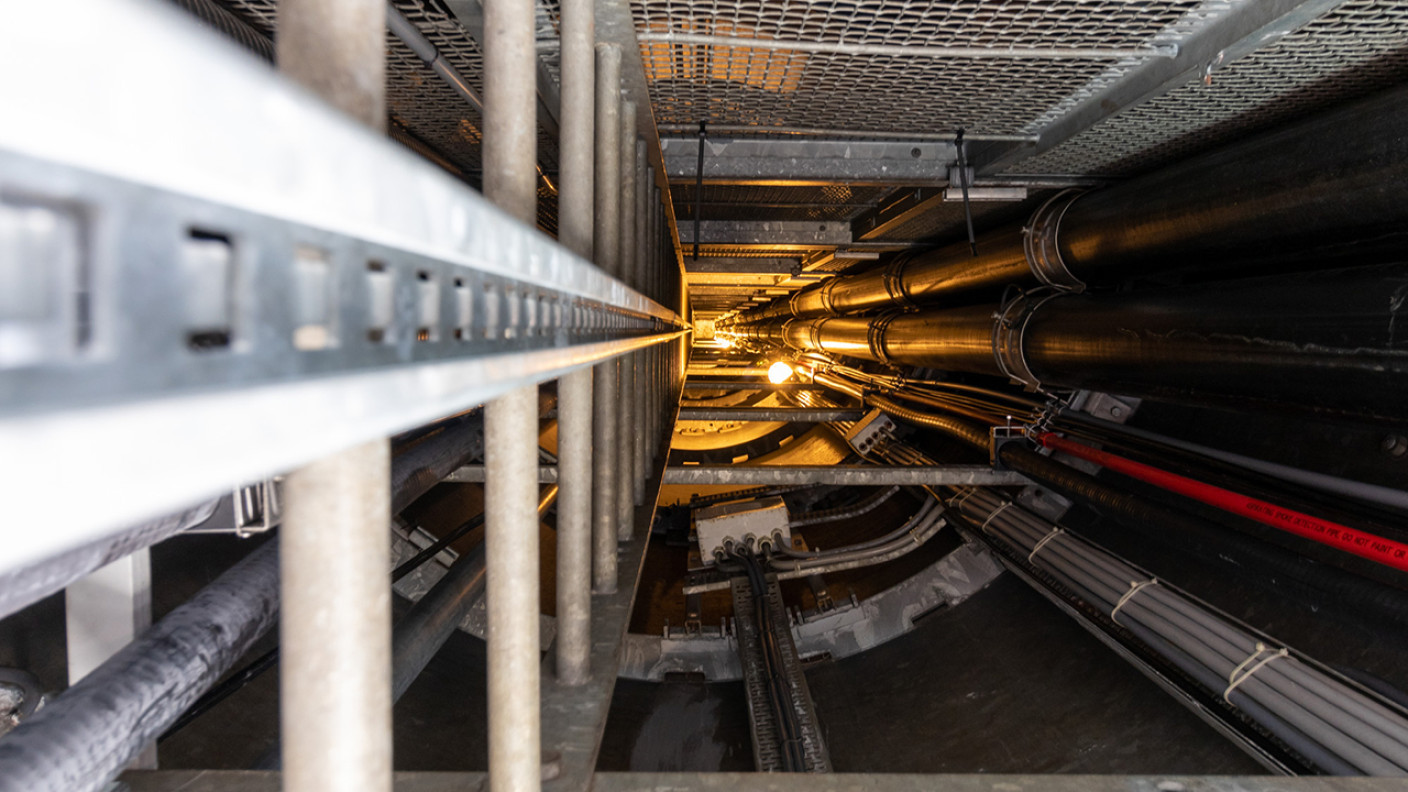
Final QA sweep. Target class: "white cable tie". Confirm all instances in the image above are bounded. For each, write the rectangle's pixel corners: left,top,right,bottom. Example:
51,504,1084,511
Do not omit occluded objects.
1223,642,1289,704
979,501,1016,534
1110,578,1158,625
1027,525,1064,563
949,489,978,514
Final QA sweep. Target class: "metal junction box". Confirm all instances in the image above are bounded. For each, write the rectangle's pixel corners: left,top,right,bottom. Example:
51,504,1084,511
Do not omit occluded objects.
694,496,791,565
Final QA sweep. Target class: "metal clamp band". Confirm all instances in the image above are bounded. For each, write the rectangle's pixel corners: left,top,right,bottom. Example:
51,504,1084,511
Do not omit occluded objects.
867,310,905,367
1023,189,1087,292
807,318,827,352
991,290,1065,392
817,278,841,316
881,253,920,311
788,288,810,318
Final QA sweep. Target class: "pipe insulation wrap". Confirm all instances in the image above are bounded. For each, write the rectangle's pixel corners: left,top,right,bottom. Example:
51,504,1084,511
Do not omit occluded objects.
955,490,1408,775
725,84,1408,326
0,541,280,792
0,498,220,622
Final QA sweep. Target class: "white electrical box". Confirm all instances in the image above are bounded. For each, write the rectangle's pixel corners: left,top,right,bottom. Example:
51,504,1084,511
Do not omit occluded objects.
844,408,897,456
694,496,791,565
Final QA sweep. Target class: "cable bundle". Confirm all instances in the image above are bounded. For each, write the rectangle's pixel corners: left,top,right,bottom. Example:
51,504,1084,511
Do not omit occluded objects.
953,488,1408,775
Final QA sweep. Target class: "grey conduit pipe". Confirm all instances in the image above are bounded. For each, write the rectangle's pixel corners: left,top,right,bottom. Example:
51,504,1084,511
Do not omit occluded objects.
391,485,558,701
0,541,280,792
956,489,1408,775
391,414,484,513
725,84,1408,326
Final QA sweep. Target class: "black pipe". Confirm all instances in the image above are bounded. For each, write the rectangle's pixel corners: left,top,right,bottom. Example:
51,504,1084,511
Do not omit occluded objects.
390,413,484,513
0,540,280,792
726,84,1408,326
391,545,488,701
742,264,1408,424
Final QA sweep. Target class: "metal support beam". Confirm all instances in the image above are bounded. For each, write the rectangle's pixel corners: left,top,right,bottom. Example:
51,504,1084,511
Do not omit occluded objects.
275,3,391,792
0,0,678,569
661,137,953,186
676,407,864,422
449,465,1025,486
684,257,801,275
969,0,1352,174
539,408,679,792
592,41,623,593
481,1,542,790
281,441,393,792
442,0,561,138
637,31,1178,60
678,221,852,247
554,0,594,689
662,466,1028,486
595,0,685,271
116,771,1408,792
617,100,639,536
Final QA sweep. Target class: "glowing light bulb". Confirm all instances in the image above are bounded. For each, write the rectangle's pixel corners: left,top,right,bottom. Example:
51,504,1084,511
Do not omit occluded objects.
767,361,794,384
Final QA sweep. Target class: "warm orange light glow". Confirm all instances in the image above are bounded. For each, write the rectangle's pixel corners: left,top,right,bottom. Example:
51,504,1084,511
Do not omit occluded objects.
767,361,794,384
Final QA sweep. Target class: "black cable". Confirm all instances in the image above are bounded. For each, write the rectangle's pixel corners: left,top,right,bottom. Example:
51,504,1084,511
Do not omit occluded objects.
162,512,488,743
736,550,807,771
390,513,486,583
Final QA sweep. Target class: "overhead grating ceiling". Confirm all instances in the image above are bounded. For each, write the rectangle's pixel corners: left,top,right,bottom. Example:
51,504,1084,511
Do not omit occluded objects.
1010,0,1408,177
192,0,1408,319
628,0,1215,135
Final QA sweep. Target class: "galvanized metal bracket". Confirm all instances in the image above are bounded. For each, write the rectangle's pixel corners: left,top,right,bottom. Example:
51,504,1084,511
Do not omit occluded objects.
991,290,1065,392
1022,189,1088,292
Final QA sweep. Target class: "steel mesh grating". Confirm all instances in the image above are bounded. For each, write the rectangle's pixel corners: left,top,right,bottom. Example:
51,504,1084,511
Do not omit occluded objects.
1010,0,1408,176
209,0,560,180
629,0,1206,135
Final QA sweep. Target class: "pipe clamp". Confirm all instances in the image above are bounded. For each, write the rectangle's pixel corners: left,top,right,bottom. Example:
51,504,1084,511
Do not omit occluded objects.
992,291,1063,392
1023,189,1086,292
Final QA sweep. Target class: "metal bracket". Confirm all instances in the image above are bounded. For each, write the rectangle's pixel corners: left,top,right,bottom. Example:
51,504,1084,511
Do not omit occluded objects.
990,424,1029,470
880,254,920,311
991,290,1065,392
1022,189,1087,292
185,479,282,536
867,310,906,368
844,408,898,457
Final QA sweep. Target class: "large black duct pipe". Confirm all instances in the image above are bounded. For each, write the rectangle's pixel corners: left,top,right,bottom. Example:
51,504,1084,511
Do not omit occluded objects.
725,85,1408,326
740,264,1408,423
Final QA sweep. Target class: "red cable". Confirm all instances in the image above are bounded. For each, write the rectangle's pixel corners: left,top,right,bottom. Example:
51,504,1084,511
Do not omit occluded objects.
1036,431,1408,574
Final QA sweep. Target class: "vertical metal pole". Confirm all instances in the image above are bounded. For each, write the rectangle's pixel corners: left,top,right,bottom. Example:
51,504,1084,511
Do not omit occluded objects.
276,3,391,792
592,42,622,592
616,99,637,532
482,0,542,790
554,0,594,686
632,142,649,504
281,441,392,792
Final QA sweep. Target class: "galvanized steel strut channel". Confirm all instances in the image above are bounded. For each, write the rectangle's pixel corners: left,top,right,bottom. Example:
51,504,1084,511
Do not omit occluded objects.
0,0,680,585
